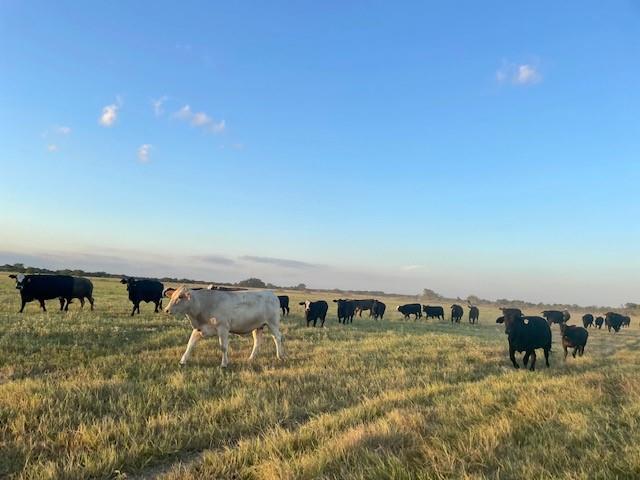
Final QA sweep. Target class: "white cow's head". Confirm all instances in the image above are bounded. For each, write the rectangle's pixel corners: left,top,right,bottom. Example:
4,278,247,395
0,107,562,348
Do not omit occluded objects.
9,273,26,289
298,300,311,312
163,286,194,315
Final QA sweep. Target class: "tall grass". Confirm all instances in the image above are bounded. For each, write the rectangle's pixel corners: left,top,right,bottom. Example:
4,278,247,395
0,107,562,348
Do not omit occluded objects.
0,275,638,479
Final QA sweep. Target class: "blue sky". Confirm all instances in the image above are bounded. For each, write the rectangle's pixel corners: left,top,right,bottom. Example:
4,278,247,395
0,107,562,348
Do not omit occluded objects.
1,1,639,305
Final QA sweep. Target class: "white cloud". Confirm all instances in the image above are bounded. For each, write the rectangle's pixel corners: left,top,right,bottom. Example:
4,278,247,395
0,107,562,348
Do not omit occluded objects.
55,126,72,135
99,97,123,127
173,104,225,134
152,96,168,116
47,144,58,152
192,111,211,126
137,144,152,163
496,61,542,86
99,104,119,126
401,265,423,271
210,119,225,133
515,64,540,85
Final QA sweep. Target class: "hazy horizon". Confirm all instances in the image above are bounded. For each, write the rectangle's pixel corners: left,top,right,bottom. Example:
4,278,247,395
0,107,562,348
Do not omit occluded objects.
1,1,639,307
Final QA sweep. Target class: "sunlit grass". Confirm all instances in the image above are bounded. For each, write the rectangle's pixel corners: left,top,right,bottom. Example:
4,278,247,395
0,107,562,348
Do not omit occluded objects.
0,275,638,479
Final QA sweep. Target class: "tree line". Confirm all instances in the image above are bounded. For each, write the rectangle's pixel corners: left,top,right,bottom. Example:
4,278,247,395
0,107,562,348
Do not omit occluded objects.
2,263,636,312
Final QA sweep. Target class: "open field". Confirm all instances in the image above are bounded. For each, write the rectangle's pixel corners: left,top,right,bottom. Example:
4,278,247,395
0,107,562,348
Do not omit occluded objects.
1,275,640,479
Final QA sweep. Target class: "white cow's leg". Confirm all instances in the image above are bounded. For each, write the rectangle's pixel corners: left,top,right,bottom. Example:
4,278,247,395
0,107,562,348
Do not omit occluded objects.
180,329,203,365
248,328,262,360
267,320,285,360
218,327,230,367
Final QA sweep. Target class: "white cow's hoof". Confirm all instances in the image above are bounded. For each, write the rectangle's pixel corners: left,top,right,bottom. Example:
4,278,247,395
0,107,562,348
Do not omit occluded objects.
179,361,187,367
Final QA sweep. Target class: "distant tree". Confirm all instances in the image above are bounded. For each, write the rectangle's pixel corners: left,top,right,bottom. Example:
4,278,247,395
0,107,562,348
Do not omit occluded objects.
625,303,639,310
422,288,442,300
295,283,307,291
467,295,481,305
236,278,266,288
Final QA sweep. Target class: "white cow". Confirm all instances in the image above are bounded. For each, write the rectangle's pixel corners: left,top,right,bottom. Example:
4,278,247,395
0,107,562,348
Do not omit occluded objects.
164,286,285,367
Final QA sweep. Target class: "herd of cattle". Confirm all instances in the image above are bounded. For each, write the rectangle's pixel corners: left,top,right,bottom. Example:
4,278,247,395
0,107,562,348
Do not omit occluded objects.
4,273,635,369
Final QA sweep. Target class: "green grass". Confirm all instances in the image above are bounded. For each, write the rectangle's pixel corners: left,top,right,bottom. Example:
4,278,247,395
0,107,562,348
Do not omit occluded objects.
1,275,639,479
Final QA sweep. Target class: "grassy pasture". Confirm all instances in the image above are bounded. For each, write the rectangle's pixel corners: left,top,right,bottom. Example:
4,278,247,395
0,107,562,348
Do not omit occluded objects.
1,275,639,479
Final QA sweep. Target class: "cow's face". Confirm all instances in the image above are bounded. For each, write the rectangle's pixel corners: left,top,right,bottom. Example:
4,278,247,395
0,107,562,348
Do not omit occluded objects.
496,314,521,335
164,286,192,315
10,273,26,290
298,300,311,312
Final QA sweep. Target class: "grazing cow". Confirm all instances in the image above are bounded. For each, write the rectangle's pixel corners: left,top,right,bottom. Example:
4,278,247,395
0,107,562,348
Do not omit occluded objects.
278,295,290,316
594,316,604,329
333,299,356,324
353,299,375,317
9,274,94,312
621,316,631,328
605,312,625,332
371,300,386,320
559,323,588,360
541,310,570,325
121,278,164,316
397,303,422,320
468,305,480,324
496,314,552,371
299,300,328,327
582,314,594,328
422,305,445,320
451,304,464,323
163,286,284,368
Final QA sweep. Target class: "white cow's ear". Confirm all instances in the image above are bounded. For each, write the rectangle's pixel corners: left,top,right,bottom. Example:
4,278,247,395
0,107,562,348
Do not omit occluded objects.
163,287,176,298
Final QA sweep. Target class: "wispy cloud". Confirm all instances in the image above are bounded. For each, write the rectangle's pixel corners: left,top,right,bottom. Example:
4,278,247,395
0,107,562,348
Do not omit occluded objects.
42,125,71,152
191,254,236,266
240,255,318,269
137,144,152,163
173,104,225,134
401,265,423,271
151,96,168,116
99,97,123,127
54,125,72,135
496,61,542,86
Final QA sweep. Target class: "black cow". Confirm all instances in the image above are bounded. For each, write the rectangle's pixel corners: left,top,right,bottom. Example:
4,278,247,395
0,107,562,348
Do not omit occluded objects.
353,299,375,317
371,300,386,320
333,299,356,324
10,274,94,312
582,314,594,328
451,304,463,323
496,313,552,371
299,300,328,327
278,295,290,316
422,305,444,320
594,316,604,329
622,316,631,328
397,303,422,320
559,323,588,359
468,305,480,324
605,312,625,332
541,310,570,325
121,278,164,316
